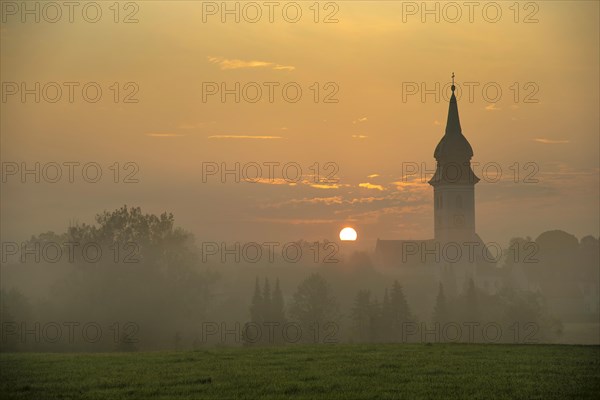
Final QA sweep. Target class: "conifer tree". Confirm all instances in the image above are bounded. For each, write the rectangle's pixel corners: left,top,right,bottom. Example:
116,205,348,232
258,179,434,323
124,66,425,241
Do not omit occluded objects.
250,277,263,324
369,296,382,343
271,278,286,323
351,290,373,342
270,278,286,345
244,277,263,346
389,281,414,341
432,282,449,326
263,278,272,321
381,288,393,341
463,278,479,322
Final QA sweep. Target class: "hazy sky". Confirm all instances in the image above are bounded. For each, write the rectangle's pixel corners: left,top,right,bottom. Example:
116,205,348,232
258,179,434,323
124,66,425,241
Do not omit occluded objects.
1,1,598,248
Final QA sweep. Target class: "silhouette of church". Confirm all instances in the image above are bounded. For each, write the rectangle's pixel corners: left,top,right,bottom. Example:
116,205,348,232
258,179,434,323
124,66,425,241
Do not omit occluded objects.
430,73,479,245
375,74,501,296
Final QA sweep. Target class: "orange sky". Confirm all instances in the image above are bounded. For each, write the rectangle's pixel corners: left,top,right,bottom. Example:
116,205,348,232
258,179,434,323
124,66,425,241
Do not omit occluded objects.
1,1,598,247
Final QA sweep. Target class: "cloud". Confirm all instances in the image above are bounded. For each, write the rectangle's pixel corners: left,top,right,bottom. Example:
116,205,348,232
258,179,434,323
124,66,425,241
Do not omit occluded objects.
392,181,430,190
347,204,430,225
266,196,344,208
347,197,380,204
433,120,442,126
391,181,431,202
367,174,379,178
253,179,435,230
252,178,294,185
146,133,185,137
534,138,570,144
352,135,368,139
242,177,342,188
272,65,295,71
252,217,337,225
485,104,501,111
310,183,340,189
208,56,295,71
207,135,283,139
352,117,368,124
293,196,344,205
359,183,385,191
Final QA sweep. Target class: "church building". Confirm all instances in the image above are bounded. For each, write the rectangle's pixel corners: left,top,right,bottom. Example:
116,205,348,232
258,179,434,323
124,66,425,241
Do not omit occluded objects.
375,74,501,296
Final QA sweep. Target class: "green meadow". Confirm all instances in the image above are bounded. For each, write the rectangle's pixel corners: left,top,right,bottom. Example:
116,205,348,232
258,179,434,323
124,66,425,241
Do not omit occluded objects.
1,344,599,399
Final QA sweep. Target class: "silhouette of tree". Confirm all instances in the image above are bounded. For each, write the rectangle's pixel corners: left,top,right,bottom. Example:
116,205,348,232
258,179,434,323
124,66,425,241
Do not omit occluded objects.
496,286,563,342
249,277,263,324
262,278,272,320
267,278,287,345
370,295,386,343
289,273,339,343
432,282,449,326
579,235,599,280
244,277,288,346
271,278,286,323
351,290,375,342
244,277,263,346
462,278,480,322
0,288,32,352
380,288,393,341
536,230,579,272
388,281,414,341
28,206,217,350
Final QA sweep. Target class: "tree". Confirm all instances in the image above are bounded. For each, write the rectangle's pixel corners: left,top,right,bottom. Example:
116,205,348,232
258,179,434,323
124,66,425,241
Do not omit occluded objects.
351,290,375,343
497,287,562,343
388,281,414,341
27,206,217,351
262,278,272,320
244,277,263,346
271,278,286,324
536,230,579,273
463,278,480,322
578,236,599,281
451,277,483,335
432,282,449,326
380,288,393,341
0,288,32,352
289,274,338,343
269,278,287,345
244,277,287,346
249,277,263,324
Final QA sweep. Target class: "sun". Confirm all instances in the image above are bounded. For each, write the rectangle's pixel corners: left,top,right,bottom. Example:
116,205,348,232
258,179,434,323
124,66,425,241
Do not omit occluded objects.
339,227,358,241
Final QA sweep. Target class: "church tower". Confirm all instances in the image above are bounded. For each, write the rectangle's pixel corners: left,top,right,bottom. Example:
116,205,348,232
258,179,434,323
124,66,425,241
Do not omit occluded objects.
429,74,479,245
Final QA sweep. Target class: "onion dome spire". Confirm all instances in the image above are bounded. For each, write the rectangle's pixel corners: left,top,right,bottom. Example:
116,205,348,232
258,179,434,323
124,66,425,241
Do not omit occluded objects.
434,73,473,161
430,73,479,186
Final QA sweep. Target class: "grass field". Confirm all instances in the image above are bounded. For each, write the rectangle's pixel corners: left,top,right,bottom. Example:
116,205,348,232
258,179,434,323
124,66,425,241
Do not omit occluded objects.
1,344,599,399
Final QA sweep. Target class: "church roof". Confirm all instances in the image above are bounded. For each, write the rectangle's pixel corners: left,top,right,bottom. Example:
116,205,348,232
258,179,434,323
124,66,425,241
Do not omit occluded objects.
430,74,479,186
374,235,496,269
433,78,474,162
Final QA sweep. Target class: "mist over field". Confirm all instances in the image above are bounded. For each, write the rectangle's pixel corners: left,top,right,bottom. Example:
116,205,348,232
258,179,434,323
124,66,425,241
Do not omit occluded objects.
1,205,598,351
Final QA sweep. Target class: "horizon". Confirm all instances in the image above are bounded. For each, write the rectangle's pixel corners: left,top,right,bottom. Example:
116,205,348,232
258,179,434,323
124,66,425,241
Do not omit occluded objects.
1,1,599,248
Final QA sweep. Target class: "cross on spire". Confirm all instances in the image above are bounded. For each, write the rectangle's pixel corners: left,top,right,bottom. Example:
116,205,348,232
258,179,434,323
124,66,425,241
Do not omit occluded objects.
451,72,456,92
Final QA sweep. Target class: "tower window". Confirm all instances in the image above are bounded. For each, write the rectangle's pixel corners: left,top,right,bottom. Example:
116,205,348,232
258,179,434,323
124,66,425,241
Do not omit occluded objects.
454,215,465,228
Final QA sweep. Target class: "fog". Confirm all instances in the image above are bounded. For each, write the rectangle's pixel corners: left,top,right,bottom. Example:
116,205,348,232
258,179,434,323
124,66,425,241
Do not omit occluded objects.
1,206,597,352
